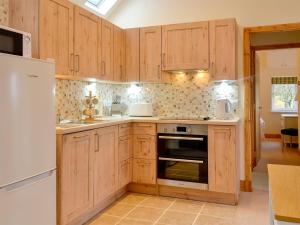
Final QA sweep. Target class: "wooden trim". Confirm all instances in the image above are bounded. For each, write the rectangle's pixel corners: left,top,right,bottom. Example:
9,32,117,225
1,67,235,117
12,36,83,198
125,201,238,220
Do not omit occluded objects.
240,180,252,192
243,22,300,192
265,134,281,139
251,43,300,51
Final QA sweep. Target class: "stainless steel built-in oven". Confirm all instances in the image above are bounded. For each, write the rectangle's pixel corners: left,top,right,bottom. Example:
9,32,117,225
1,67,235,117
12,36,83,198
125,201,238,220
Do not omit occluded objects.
157,124,208,190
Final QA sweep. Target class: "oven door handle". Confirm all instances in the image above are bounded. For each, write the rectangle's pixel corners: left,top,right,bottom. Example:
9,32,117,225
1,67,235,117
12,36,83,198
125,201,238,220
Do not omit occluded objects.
158,136,204,141
158,157,204,164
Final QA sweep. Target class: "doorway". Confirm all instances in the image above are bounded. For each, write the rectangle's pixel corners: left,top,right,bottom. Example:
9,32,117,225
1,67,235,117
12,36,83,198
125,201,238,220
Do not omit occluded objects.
243,23,300,192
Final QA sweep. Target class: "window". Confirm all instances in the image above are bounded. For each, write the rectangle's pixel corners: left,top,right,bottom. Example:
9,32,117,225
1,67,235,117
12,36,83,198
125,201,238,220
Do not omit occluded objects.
85,0,118,15
271,76,298,113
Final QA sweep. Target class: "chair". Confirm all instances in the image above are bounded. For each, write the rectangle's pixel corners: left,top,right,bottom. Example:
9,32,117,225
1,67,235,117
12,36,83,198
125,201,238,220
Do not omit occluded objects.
281,128,298,150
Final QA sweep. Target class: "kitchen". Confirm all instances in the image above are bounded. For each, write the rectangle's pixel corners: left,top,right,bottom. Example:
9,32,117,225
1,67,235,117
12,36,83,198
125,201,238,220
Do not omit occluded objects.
0,0,299,225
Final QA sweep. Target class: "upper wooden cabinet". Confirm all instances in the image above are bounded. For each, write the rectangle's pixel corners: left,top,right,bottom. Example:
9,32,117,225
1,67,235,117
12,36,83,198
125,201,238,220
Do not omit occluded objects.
140,26,162,82
125,28,140,82
162,22,209,71
59,131,94,225
74,7,100,78
39,0,74,76
101,20,114,80
113,26,125,82
209,19,236,80
208,125,239,196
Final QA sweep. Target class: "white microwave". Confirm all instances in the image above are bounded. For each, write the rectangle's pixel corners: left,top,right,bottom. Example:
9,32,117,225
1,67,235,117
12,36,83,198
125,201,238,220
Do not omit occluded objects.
0,25,31,57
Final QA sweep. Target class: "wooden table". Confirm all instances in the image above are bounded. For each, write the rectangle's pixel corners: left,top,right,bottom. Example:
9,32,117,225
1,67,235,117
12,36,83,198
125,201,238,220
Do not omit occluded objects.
268,164,300,225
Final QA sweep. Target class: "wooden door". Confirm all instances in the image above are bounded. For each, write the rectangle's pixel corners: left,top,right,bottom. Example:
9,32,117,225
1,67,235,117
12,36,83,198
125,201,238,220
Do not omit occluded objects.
125,28,140,82
94,126,118,205
208,125,237,194
162,22,209,71
119,159,132,188
101,20,114,80
132,159,156,184
60,131,94,225
74,7,100,77
113,26,125,81
133,135,156,159
119,135,132,162
39,0,74,76
140,26,162,82
209,19,236,80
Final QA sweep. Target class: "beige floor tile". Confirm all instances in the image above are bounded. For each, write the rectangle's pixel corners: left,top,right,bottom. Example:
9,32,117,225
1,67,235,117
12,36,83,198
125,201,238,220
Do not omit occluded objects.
141,196,174,209
118,193,150,205
194,215,234,225
126,206,164,222
104,203,136,217
88,214,121,225
201,203,237,218
169,199,204,213
117,218,153,225
157,210,197,225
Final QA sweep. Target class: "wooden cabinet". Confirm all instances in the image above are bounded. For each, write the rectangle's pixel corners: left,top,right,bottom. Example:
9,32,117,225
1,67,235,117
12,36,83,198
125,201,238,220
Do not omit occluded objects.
93,126,118,204
208,125,238,194
209,19,236,80
101,20,114,80
132,159,156,184
119,159,132,188
113,26,125,82
133,123,156,135
119,135,133,162
39,0,74,76
133,135,156,159
59,131,94,225
162,22,209,71
125,28,140,82
140,26,162,82
74,7,100,77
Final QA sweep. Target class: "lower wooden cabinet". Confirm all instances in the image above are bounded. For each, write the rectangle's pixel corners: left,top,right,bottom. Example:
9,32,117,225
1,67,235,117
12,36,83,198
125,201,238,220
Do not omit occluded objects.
208,125,238,195
119,159,132,188
93,126,119,205
133,135,156,159
119,135,132,162
59,131,94,225
132,159,156,184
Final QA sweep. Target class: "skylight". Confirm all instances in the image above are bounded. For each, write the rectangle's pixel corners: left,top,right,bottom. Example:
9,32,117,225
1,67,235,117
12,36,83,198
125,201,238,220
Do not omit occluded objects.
85,0,118,16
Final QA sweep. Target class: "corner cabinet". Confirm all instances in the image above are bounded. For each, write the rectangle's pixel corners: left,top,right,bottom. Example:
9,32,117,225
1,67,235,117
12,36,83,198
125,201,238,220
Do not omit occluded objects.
209,19,236,80
208,125,239,197
162,22,209,71
113,26,125,82
140,26,162,82
125,28,140,82
58,131,94,225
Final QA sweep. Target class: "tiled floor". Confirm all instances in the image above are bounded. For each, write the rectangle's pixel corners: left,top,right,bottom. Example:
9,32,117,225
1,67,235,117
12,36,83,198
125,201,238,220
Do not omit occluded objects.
86,190,269,225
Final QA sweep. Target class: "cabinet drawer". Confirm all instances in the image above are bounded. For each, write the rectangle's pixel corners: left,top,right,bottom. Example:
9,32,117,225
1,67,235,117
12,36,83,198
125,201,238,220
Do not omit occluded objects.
119,135,132,161
119,123,132,137
119,159,132,188
133,135,156,159
133,123,156,135
132,159,156,184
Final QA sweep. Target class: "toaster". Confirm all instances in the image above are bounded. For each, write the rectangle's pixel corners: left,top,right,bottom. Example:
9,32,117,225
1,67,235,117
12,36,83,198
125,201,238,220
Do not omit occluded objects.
128,103,153,117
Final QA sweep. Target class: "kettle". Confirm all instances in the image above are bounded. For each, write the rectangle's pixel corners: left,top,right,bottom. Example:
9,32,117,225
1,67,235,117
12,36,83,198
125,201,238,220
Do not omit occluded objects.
215,98,233,120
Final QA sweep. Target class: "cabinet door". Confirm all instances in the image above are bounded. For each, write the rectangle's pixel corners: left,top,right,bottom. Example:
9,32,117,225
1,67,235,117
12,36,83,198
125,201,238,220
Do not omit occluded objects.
133,135,156,159
94,126,118,204
101,20,114,80
208,126,236,194
119,135,132,162
74,7,100,77
61,131,94,225
39,0,74,76
140,26,162,82
132,159,156,184
209,19,236,80
119,159,132,188
162,22,209,71
125,28,140,82
113,26,125,82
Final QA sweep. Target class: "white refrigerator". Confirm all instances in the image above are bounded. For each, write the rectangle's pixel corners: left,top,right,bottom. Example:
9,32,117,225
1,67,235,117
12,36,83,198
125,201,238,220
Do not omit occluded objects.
0,53,56,225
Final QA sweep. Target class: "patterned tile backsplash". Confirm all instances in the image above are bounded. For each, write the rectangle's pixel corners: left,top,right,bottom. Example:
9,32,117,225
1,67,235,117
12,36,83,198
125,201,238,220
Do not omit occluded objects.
56,74,239,121
0,0,8,26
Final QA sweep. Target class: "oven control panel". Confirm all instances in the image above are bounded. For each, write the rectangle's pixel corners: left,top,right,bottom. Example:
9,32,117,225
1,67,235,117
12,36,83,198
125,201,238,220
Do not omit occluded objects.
157,124,208,135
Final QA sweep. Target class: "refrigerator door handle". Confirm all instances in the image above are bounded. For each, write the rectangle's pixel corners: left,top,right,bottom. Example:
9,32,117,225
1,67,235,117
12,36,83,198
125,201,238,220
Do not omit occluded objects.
0,170,55,192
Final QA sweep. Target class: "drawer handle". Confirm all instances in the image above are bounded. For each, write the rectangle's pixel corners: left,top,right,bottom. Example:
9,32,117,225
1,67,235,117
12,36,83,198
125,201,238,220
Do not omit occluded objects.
159,157,204,164
95,133,99,152
73,134,88,139
136,124,153,127
158,136,203,141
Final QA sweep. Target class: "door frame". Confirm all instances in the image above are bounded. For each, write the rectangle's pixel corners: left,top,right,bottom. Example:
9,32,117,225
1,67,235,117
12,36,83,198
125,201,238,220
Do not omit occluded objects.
243,22,300,192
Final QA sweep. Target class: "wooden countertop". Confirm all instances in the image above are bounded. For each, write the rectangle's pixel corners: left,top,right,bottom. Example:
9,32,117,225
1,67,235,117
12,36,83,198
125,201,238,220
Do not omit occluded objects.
56,117,240,135
268,164,300,223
